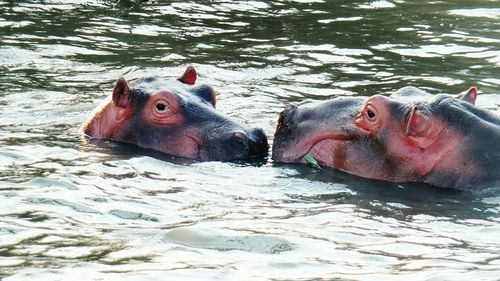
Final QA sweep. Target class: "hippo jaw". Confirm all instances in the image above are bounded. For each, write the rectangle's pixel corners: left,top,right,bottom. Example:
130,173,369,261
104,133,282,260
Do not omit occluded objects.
273,130,354,166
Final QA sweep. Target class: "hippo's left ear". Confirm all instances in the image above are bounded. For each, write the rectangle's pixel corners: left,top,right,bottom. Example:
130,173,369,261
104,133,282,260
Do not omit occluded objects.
178,66,197,85
193,85,216,107
405,106,444,149
112,77,131,108
457,87,477,105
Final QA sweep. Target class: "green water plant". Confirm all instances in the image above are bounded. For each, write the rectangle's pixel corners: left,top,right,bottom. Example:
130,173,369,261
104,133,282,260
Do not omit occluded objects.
304,153,322,170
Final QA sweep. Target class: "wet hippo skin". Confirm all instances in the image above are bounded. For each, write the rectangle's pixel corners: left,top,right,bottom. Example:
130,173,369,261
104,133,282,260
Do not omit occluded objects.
83,66,268,161
272,86,500,191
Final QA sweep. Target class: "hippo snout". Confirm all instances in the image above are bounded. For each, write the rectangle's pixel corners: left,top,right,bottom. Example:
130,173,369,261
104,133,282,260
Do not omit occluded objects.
283,103,298,118
272,105,299,161
246,127,269,157
274,104,297,137
200,127,268,161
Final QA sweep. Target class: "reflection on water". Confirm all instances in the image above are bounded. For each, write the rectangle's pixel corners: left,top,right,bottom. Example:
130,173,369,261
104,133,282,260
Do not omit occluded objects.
1,0,499,280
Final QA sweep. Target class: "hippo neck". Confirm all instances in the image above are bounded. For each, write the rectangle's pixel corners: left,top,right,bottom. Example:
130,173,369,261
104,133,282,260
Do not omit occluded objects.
427,125,500,190
421,130,472,188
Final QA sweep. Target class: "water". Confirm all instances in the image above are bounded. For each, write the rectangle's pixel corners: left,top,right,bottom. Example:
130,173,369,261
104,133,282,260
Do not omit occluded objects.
1,0,499,280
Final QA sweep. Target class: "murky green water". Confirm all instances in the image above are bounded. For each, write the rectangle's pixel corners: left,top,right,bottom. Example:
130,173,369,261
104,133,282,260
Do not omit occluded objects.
1,1,499,280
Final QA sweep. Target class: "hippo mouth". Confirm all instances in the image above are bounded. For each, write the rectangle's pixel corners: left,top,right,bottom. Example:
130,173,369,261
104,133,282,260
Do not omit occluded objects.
156,133,202,159
305,137,348,169
273,133,351,167
197,128,269,161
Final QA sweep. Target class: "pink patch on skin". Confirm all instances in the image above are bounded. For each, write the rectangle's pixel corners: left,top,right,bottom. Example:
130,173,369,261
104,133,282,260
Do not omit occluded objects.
309,139,345,170
417,129,477,181
279,131,352,163
404,106,445,149
309,139,394,181
82,97,133,139
381,124,477,183
158,132,201,159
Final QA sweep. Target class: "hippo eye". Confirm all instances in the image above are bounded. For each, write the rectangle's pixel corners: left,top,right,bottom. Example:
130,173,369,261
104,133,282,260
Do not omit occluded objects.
367,109,376,119
363,104,378,122
150,96,180,124
356,104,380,131
156,103,167,111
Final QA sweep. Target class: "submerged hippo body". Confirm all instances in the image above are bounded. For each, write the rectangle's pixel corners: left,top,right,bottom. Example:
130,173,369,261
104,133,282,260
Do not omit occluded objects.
272,87,500,191
83,66,268,161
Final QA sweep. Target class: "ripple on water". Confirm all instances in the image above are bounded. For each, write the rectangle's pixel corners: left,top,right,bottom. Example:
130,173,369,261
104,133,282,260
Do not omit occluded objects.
371,43,489,58
448,8,500,19
163,227,294,254
357,0,396,9
318,16,363,24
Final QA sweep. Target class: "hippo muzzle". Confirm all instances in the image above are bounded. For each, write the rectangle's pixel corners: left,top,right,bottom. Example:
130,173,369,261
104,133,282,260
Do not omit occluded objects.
199,127,269,161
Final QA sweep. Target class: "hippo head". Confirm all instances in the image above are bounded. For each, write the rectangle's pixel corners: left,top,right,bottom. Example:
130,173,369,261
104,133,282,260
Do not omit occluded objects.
83,66,268,161
273,86,500,189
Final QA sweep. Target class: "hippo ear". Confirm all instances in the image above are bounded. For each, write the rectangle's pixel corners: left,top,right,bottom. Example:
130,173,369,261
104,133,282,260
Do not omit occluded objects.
112,77,131,108
193,85,216,107
405,106,444,149
178,66,197,85
457,87,477,105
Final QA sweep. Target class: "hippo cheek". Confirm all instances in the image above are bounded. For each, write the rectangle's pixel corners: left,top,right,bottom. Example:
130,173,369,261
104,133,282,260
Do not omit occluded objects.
275,131,353,164
197,135,249,161
158,135,201,159
308,139,348,171
307,139,390,180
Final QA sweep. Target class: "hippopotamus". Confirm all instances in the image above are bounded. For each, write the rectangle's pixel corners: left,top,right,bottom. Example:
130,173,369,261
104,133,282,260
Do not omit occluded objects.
83,66,268,161
272,86,500,191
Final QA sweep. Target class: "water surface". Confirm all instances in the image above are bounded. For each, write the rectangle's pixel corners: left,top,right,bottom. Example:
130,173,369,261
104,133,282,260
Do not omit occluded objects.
1,1,499,280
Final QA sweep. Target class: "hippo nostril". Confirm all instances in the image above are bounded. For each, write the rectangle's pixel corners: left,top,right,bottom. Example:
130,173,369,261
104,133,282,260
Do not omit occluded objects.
282,103,299,121
232,131,249,144
284,103,298,111
250,128,266,143
249,127,269,155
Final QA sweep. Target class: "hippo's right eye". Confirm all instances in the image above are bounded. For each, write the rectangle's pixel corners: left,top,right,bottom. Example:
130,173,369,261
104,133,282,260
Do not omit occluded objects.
156,103,167,111
355,101,382,132
367,109,376,119
363,104,378,122
149,95,181,125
